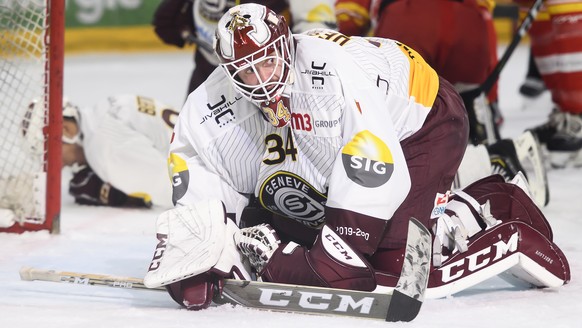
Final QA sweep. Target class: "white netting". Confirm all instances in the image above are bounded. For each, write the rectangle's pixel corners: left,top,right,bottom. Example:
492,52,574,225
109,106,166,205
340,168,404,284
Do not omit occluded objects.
0,0,49,225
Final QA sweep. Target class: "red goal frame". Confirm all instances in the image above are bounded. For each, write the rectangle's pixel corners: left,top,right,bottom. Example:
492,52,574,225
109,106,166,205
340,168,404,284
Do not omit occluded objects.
2,0,64,234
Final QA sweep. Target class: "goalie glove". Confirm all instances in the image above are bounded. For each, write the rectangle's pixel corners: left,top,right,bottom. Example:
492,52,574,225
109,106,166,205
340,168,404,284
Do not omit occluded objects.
152,0,194,48
235,224,281,274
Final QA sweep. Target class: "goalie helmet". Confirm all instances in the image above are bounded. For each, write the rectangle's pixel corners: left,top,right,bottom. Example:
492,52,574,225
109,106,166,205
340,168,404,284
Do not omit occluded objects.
21,98,82,156
214,3,294,108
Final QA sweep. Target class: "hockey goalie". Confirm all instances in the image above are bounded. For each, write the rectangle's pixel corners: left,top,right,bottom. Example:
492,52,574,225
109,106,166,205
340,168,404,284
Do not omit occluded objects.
143,3,570,310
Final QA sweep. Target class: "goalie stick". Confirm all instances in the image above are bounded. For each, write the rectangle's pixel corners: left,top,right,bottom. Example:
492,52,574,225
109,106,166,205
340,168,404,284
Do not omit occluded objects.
471,0,543,98
20,218,431,322
462,0,544,144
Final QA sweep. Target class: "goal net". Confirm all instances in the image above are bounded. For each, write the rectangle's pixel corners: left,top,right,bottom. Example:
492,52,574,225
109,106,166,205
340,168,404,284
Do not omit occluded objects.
0,0,64,233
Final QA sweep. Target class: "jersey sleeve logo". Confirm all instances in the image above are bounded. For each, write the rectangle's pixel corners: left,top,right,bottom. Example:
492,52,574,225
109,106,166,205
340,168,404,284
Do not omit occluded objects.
341,130,394,188
258,171,327,228
168,153,189,205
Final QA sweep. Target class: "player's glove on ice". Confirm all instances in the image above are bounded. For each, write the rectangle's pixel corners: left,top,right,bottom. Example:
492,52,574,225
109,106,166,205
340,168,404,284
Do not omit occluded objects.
69,166,152,208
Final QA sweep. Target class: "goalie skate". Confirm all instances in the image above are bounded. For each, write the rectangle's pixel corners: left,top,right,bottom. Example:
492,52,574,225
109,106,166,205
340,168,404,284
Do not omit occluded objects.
529,111,582,169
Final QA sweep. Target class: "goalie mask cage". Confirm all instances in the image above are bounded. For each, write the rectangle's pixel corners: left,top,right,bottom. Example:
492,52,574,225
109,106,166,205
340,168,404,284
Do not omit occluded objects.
0,0,64,233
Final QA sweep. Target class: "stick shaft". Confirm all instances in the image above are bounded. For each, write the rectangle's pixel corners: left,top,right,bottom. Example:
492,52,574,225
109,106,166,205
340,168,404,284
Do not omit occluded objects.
19,266,165,291
19,221,430,321
481,0,543,94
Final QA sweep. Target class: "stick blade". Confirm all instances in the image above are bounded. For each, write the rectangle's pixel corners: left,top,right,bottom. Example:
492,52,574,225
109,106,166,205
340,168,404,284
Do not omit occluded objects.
386,217,432,322
19,266,35,281
386,290,423,322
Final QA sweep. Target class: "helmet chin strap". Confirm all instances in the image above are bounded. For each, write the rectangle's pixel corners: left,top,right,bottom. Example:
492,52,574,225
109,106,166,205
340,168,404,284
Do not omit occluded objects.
68,162,87,174
62,132,82,146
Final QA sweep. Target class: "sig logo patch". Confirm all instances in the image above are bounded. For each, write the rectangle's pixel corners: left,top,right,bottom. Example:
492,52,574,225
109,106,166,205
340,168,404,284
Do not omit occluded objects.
341,130,393,188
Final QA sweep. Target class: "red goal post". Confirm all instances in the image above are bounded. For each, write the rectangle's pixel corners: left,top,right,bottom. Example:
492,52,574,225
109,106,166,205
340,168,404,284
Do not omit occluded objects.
0,0,64,234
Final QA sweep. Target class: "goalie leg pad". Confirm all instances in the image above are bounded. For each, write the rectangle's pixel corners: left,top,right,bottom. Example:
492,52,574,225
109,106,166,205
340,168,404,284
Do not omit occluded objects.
504,221,570,288
427,221,570,299
261,225,376,291
453,144,491,190
458,175,553,239
431,174,555,266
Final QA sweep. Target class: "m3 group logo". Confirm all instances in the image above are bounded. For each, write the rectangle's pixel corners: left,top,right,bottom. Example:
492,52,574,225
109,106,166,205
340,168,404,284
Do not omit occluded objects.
341,130,393,188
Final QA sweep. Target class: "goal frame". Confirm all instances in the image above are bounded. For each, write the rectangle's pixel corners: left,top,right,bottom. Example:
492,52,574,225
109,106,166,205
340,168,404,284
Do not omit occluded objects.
2,0,64,234
45,0,64,234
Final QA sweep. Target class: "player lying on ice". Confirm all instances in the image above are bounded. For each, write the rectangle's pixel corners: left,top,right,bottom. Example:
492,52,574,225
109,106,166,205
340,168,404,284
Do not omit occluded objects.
46,95,177,209
1,95,178,230
143,3,570,309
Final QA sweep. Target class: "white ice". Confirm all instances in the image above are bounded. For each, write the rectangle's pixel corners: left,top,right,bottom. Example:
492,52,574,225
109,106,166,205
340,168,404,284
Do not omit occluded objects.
1,45,580,328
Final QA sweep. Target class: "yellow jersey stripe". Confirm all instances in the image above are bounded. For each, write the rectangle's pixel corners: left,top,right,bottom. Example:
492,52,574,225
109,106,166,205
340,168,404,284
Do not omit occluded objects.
396,42,440,108
547,2,582,15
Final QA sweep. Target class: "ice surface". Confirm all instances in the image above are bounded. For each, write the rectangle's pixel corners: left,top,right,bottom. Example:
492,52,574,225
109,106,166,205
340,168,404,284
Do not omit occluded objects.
1,45,580,328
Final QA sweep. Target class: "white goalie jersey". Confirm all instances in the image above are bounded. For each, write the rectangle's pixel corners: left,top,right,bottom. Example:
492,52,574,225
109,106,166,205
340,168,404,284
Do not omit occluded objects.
78,95,179,208
170,30,439,227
